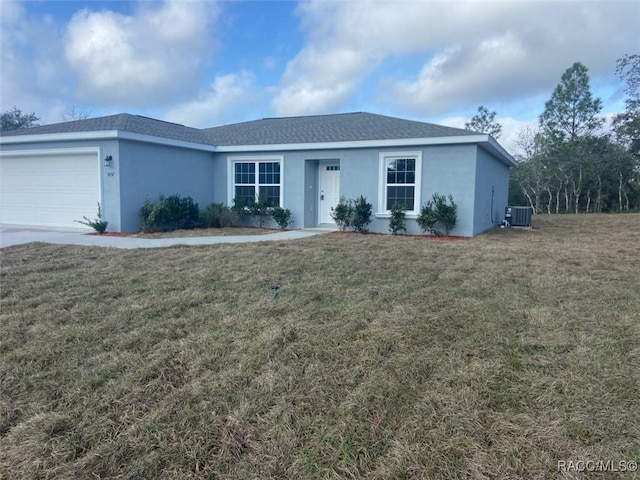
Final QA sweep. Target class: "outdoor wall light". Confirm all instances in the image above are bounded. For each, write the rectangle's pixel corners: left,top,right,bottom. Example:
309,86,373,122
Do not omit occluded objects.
103,155,113,168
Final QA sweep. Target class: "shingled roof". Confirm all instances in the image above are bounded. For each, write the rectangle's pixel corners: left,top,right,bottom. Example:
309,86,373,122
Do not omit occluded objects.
0,113,211,145
203,112,478,146
1,112,481,146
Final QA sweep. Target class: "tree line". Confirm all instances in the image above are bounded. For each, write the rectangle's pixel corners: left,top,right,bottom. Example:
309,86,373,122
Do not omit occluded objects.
0,105,91,131
466,55,640,214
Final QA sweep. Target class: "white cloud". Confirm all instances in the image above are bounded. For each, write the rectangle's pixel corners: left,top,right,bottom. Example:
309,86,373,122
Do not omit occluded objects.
3,0,634,129
163,71,260,128
437,114,537,156
0,0,29,104
394,32,529,115
272,45,371,115
272,0,638,118
0,0,23,24
64,0,219,106
0,0,71,121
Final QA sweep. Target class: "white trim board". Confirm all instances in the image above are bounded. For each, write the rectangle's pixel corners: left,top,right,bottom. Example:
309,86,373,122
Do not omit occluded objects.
0,146,100,157
377,151,423,216
0,130,216,153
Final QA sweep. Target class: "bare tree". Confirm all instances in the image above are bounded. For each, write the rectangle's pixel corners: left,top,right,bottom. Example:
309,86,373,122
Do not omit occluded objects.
62,105,92,122
513,126,542,162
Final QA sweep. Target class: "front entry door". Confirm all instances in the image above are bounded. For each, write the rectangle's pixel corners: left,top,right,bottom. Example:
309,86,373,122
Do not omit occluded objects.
319,162,340,224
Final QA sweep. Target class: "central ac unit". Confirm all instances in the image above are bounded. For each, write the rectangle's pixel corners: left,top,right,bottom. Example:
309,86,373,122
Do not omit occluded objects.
504,206,532,227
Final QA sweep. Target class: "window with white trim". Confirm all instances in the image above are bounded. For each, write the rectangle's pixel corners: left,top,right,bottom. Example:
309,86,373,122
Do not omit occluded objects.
233,160,282,207
379,152,422,214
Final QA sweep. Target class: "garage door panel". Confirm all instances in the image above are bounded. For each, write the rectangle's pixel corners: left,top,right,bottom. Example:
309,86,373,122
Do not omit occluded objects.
0,150,100,228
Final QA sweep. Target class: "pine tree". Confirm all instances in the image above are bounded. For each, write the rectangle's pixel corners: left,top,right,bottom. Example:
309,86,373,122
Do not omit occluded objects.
464,106,502,138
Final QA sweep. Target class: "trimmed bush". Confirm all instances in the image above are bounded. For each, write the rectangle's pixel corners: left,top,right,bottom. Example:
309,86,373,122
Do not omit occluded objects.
351,195,372,233
416,203,437,235
140,194,199,232
271,207,293,229
75,202,108,234
388,202,406,235
417,193,457,236
219,207,240,228
201,203,240,228
331,196,352,231
251,195,271,228
231,198,251,219
200,202,224,228
330,195,372,233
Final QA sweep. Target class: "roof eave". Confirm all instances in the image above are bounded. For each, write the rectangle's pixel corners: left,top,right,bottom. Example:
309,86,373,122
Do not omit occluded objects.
484,136,518,167
0,129,517,167
0,130,120,144
0,130,216,152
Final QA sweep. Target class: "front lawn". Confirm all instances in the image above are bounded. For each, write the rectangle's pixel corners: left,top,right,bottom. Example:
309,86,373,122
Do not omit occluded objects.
1,214,638,479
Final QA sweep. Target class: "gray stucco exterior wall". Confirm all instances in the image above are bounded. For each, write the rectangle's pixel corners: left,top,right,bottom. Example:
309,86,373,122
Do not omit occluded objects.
221,143,488,236
473,147,510,235
221,148,378,230
118,140,215,232
419,144,477,236
2,134,511,236
303,160,319,228
210,153,228,206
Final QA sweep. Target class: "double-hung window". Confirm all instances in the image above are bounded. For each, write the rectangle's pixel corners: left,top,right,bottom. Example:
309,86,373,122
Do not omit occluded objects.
230,157,283,207
379,152,422,215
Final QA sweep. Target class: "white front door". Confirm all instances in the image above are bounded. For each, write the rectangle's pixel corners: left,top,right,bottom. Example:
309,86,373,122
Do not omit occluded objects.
318,162,340,224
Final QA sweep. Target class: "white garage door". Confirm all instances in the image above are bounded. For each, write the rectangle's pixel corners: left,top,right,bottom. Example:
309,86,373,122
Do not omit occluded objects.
0,148,100,229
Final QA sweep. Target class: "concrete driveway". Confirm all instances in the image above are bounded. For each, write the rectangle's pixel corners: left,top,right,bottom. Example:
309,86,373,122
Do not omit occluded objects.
0,227,330,249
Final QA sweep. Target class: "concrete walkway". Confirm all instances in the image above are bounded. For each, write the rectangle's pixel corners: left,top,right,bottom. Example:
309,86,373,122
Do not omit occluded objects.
0,227,333,249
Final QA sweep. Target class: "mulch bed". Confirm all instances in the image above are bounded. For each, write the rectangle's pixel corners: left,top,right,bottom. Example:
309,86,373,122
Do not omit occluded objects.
86,232,133,237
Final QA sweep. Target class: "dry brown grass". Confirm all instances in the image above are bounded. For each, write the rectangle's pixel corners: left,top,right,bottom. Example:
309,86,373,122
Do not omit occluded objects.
1,214,639,479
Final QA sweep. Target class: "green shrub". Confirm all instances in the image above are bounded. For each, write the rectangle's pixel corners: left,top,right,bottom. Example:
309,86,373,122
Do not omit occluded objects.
219,207,240,227
140,194,199,232
417,193,457,236
271,206,293,229
200,202,224,228
200,203,239,228
351,195,372,233
231,198,250,219
416,203,437,235
388,202,406,235
330,196,353,231
250,195,271,228
75,202,108,234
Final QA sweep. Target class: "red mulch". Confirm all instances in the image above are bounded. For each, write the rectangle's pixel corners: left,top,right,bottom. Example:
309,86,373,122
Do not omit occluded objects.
86,232,133,237
408,234,469,241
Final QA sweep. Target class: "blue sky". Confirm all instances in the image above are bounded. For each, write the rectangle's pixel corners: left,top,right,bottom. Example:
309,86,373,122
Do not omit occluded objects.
1,0,638,152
